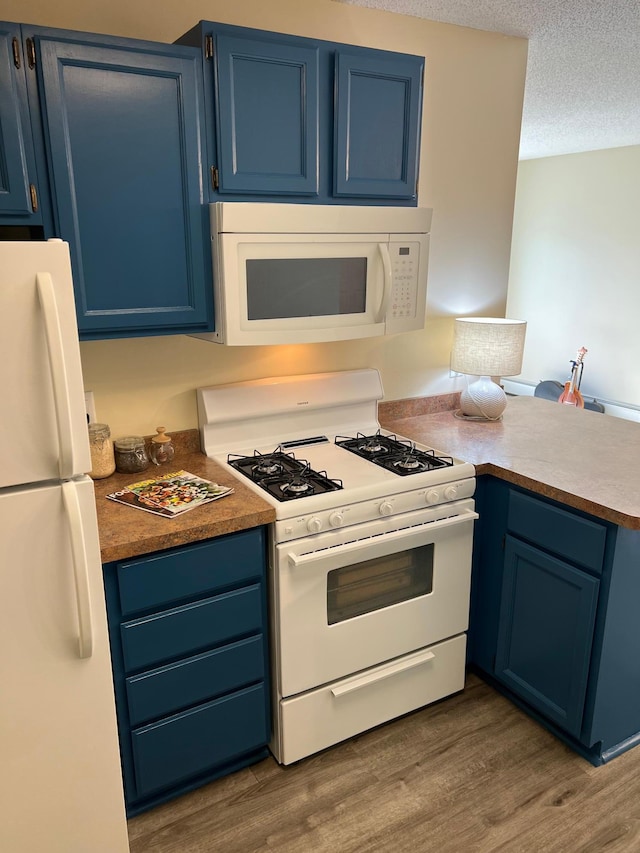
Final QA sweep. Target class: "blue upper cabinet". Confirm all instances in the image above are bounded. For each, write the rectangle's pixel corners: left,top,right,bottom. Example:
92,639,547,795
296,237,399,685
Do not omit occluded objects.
178,22,423,205
214,33,319,196
334,51,422,199
30,29,211,338
0,24,42,221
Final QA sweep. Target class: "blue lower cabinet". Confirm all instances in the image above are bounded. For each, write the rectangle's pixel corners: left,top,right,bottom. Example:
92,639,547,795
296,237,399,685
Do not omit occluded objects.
495,536,599,738
132,683,268,799
102,526,271,814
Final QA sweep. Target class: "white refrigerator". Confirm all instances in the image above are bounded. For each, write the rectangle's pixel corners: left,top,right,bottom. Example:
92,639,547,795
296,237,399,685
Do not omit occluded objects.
0,241,130,852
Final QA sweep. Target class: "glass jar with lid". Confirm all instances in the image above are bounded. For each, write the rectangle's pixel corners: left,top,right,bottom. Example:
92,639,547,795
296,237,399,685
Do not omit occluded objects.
149,426,175,466
88,423,115,479
114,436,149,474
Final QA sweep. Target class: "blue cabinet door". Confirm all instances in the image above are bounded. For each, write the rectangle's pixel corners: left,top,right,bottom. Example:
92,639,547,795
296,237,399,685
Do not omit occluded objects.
0,25,37,217
334,50,423,199
495,535,599,739
214,32,319,196
34,34,211,338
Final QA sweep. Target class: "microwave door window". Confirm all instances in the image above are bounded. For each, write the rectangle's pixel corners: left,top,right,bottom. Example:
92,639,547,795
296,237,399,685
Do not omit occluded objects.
245,258,367,320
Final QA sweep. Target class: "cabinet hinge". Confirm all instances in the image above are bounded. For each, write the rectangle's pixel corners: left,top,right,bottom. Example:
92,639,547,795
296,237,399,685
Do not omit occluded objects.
210,165,219,190
29,183,38,213
205,35,214,60
26,37,36,70
12,36,21,69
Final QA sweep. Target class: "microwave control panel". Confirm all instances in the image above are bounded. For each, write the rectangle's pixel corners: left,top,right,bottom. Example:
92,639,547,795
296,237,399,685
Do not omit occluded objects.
389,240,421,321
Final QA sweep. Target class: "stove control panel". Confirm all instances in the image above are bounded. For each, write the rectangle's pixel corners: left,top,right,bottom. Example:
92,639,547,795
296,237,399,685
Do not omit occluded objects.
275,477,476,543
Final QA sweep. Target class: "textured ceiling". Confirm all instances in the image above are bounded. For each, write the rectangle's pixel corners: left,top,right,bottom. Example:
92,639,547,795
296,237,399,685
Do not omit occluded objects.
336,0,640,159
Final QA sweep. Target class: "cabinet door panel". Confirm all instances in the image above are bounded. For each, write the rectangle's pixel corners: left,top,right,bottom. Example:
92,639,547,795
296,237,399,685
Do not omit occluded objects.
495,536,599,738
120,584,262,672
0,26,34,216
334,52,422,199
117,527,265,617
131,682,268,798
36,38,210,336
126,635,265,726
215,33,319,195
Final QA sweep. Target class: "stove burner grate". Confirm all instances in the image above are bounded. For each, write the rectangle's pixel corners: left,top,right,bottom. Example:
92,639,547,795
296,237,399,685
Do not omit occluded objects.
336,431,454,475
228,448,343,501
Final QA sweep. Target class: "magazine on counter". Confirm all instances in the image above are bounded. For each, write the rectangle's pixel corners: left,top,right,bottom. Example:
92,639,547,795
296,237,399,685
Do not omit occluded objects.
106,470,234,518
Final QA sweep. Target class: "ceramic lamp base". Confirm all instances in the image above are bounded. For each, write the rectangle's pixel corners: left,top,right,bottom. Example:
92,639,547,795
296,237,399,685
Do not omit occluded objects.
460,375,506,420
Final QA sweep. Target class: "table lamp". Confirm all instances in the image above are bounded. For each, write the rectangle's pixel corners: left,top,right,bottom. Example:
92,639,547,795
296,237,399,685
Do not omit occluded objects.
451,317,527,420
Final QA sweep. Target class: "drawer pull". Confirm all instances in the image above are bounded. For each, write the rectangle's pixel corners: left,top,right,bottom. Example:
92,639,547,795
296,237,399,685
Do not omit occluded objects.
331,649,435,698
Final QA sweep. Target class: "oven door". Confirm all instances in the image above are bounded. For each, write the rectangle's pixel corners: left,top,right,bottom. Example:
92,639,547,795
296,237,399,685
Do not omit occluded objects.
274,499,478,698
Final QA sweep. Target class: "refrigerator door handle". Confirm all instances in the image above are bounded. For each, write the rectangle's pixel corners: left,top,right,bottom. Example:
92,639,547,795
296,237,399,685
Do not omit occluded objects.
37,272,78,480
62,481,94,659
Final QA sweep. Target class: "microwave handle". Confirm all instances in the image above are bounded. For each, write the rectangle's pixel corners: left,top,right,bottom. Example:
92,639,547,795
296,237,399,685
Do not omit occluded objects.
376,242,393,322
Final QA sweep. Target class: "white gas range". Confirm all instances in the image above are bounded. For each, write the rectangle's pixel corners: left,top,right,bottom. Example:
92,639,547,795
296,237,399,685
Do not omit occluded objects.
198,369,477,764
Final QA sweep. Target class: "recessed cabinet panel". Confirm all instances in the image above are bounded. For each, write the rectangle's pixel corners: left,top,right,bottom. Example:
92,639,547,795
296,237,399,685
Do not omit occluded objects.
131,683,268,798
0,26,35,216
35,37,210,336
215,33,319,195
120,584,263,672
126,635,265,726
117,527,265,617
334,51,422,199
495,535,599,738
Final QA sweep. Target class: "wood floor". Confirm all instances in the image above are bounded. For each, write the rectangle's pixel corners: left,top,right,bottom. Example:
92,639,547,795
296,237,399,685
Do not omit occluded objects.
128,673,640,853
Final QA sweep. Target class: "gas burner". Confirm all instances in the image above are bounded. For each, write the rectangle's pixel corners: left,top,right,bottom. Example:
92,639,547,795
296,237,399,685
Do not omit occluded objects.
280,477,313,496
254,459,285,477
393,455,428,472
358,437,388,455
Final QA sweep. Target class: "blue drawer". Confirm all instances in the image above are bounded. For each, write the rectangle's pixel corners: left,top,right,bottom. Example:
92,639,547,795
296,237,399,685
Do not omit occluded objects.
117,527,266,616
131,682,269,798
508,490,606,574
125,634,265,726
120,584,262,672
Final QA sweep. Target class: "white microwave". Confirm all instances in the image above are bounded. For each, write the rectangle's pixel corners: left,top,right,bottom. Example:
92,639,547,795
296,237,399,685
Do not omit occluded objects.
193,202,433,346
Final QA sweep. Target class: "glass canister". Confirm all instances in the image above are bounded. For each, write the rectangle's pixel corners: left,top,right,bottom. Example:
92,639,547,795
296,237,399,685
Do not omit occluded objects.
88,423,115,479
149,426,175,466
114,436,149,475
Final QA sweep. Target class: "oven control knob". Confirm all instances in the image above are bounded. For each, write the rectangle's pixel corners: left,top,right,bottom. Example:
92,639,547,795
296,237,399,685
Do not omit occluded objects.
425,489,440,505
328,511,344,528
444,485,459,501
307,516,323,533
379,501,394,516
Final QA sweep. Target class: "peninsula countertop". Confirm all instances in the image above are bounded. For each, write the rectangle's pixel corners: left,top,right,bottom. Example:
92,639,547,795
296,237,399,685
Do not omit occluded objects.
380,395,640,529
94,441,275,563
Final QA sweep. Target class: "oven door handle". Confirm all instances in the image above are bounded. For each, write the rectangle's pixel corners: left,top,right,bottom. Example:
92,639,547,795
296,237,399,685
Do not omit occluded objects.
331,648,436,698
287,509,479,568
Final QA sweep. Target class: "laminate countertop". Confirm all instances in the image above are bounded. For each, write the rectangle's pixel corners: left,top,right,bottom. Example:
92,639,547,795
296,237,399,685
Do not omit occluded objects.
94,440,275,563
380,395,640,530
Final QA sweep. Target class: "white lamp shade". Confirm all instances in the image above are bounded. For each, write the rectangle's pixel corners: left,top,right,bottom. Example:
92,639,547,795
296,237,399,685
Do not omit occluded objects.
451,317,527,377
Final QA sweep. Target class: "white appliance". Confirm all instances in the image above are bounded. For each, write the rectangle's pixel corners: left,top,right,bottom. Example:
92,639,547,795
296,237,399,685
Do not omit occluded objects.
194,202,432,346
0,241,130,853
198,369,477,765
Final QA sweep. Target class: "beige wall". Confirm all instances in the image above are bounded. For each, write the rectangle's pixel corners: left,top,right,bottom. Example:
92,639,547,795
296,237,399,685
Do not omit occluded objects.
506,145,640,410
7,0,527,435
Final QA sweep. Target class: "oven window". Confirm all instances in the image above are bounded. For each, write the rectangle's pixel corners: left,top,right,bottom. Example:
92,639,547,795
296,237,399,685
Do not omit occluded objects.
246,257,367,319
326,545,434,625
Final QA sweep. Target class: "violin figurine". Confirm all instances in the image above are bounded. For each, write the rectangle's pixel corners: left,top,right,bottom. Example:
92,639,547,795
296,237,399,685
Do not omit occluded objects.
558,347,587,407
